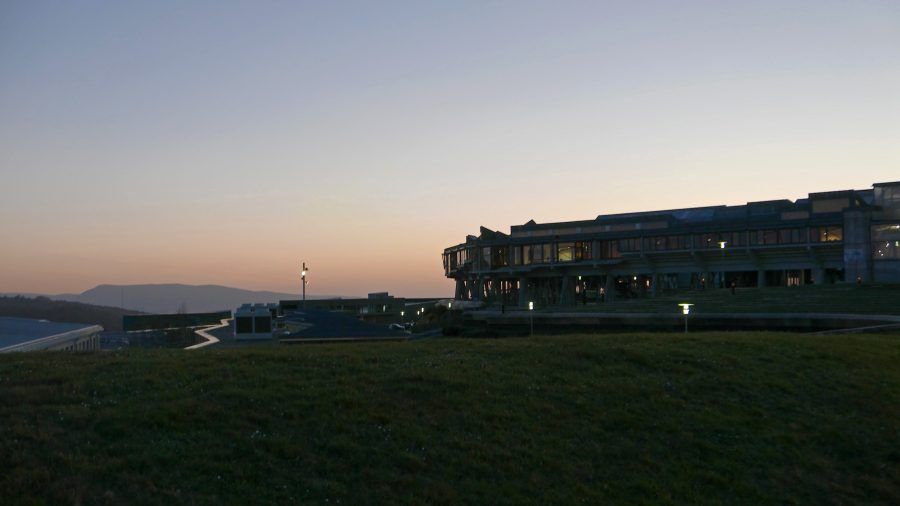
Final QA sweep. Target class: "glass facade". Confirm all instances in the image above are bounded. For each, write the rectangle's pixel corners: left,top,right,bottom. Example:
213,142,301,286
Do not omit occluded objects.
810,226,843,242
523,243,553,264
557,241,591,262
872,224,900,259
448,226,845,271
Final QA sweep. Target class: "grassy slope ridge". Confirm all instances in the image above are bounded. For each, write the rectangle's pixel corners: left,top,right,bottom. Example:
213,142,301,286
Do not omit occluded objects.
0,296,141,331
1,333,898,504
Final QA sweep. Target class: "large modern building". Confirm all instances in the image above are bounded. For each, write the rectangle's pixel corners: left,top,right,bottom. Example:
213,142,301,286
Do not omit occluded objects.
443,181,900,306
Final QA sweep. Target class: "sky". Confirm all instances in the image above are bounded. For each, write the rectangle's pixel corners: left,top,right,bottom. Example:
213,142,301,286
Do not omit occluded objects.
1,1,898,297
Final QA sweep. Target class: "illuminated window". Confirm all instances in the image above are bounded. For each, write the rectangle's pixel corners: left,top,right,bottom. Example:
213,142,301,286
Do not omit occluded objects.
557,242,574,262
811,226,843,242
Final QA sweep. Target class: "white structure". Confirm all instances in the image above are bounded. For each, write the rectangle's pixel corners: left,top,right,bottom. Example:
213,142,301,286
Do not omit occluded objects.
233,303,278,340
0,317,102,352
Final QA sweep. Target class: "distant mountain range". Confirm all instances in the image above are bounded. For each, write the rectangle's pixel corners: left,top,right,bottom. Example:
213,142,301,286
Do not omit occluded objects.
3,284,347,314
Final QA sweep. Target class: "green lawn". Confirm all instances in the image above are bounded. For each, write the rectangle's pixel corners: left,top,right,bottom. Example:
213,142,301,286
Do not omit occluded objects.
562,283,900,315
2,333,898,504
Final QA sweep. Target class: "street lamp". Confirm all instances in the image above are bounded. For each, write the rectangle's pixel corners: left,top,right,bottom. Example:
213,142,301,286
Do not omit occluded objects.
678,303,693,333
528,301,534,336
717,241,727,288
400,310,405,322
301,262,308,309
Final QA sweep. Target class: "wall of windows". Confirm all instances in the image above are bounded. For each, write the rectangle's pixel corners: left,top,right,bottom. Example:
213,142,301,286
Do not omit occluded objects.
491,246,508,268
557,241,591,262
873,224,900,259
598,240,620,259
810,226,843,242
618,237,641,253
523,243,553,264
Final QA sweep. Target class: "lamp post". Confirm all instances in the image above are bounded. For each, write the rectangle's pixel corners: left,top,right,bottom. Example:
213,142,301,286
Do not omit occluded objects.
528,301,534,336
400,310,405,322
301,262,308,309
679,303,693,333
718,241,727,288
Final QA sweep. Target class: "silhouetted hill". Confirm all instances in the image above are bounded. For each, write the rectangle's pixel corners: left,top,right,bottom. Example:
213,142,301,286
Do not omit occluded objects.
0,296,141,331
55,284,341,314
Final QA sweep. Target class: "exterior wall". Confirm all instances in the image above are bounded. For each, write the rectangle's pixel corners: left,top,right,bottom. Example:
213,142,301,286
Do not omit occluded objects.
444,182,900,305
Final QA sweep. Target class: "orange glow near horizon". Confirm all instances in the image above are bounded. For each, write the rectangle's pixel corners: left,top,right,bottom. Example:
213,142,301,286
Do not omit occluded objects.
2,2,899,297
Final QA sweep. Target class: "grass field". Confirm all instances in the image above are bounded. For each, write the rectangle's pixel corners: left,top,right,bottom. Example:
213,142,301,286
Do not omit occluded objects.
2,333,899,504
561,283,900,315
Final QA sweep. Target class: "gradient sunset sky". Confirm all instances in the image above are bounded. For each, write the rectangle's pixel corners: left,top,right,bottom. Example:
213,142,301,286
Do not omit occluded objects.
1,1,898,297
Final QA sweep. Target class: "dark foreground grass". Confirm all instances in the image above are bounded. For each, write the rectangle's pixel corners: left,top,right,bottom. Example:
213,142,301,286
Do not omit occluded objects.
1,333,898,505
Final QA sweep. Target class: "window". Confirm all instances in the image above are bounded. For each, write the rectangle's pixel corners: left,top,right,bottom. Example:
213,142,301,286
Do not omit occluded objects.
778,228,807,244
751,230,779,245
557,242,574,262
482,247,491,267
618,237,641,252
512,246,522,265
574,241,591,260
872,224,900,259
667,235,688,250
524,243,553,264
598,240,620,259
811,226,843,242
492,246,508,268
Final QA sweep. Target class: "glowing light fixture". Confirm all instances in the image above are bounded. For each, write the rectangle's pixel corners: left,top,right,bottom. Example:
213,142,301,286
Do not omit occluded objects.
679,303,693,333
718,241,727,249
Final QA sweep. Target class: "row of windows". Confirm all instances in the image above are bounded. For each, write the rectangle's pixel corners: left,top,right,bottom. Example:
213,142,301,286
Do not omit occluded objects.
444,226,845,270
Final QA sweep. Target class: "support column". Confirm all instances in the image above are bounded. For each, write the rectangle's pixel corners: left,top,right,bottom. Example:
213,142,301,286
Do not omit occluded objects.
651,273,659,297
560,275,575,306
757,269,766,288
454,279,464,300
812,266,825,285
604,274,616,302
518,277,528,307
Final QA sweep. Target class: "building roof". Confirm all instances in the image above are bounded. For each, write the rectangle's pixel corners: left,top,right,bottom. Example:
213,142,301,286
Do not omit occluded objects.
0,317,100,350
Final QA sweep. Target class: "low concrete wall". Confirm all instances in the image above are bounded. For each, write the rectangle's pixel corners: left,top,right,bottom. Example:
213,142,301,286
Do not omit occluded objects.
462,311,900,335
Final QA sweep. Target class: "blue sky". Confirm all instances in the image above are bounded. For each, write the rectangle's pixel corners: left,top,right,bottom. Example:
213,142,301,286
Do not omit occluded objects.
1,1,898,295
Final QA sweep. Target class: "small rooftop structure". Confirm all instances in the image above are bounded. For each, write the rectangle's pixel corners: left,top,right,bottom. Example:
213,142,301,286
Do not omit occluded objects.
233,303,279,340
0,317,102,352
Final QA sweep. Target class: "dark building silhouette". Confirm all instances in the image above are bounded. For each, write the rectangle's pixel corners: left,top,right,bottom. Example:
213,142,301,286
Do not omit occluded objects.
443,181,900,306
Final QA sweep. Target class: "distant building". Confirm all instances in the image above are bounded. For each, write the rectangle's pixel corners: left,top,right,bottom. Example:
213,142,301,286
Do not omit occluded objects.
233,303,279,340
442,181,900,306
0,317,102,352
280,293,440,322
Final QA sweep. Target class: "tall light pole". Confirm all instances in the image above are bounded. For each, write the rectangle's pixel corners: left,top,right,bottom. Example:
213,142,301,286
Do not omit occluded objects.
301,262,308,310
718,241,727,288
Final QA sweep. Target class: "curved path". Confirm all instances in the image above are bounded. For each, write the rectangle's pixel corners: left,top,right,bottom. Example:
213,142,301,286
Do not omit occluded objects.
185,318,230,350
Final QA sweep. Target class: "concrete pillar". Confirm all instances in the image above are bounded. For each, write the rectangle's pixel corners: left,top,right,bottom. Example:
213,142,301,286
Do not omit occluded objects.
604,274,616,302
651,273,659,297
455,279,464,300
560,276,574,306
757,269,766,288
518,277,528,307
812,266,825,285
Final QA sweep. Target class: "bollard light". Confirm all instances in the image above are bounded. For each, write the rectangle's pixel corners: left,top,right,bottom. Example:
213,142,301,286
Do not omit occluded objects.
678,303,693,333
528,301,534,336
